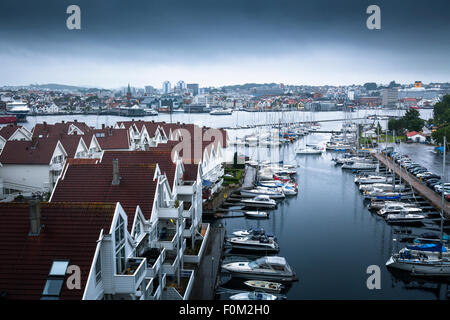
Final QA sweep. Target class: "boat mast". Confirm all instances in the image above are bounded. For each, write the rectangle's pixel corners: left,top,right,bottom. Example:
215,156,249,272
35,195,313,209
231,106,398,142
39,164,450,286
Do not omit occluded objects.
440,135,446,258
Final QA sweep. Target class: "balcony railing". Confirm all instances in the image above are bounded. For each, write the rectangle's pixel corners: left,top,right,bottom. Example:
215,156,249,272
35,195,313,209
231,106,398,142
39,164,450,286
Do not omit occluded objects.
159,200,183,219
162,253,180,275
140,277,154,300
114,257,147,294
143,248,166,278
181,269,195,300
50,162,64,171
184,223,210,264
182,202,193,219
177,181,196,195
156,228,178,251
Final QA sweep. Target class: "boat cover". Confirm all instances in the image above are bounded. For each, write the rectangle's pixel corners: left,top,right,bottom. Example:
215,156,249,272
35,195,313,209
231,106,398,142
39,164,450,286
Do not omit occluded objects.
407,243,447,252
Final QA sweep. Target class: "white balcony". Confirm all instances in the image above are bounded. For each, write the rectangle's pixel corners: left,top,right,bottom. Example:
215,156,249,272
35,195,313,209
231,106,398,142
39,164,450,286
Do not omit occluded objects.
158,200,183,219
162,253,179,275
147,274,166,300
143,248,166,278
182,202,193,219
182,221,194,238
184,223,210,264
155,228,179,251
177,181,196,195
181,269,195,300
114,257,147,294
140,277,154,300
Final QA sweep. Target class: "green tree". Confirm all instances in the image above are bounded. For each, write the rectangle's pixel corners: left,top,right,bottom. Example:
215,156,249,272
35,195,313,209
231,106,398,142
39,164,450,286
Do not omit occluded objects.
431,125,450,145
433,95,450,126
402,108,424,132
363,82,377,91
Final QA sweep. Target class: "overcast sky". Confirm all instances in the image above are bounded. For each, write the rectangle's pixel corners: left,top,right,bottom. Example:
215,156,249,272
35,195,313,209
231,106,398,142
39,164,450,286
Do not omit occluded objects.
0,0,449,89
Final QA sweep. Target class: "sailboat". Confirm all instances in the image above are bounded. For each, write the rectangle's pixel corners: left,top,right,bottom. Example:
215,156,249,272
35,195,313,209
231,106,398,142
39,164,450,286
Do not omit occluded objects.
386,136,450,276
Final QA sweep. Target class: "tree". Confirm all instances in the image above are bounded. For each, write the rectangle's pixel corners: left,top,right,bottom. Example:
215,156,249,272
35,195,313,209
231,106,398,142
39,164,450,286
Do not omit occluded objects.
364,82,377,91
402,108,424,132
433,94,450,126
431,125,450,145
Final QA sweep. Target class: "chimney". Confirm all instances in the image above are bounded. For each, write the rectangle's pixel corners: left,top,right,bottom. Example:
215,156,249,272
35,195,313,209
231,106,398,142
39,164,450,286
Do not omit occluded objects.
102,124,105,129
112,158,120,185
144,144,149,151
29,200,42,236
108,127,112,136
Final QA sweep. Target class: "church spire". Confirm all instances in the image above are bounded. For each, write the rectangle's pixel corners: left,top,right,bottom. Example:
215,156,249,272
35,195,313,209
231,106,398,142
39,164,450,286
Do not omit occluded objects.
126,83,131,100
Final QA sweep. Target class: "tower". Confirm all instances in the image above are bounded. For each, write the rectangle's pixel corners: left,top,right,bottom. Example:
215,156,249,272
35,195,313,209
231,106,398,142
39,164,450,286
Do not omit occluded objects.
126,83,132,101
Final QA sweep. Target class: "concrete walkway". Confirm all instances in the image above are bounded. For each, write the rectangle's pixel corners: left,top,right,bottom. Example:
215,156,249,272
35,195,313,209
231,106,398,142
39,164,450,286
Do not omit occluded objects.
189,225,225,299
373,153,450,218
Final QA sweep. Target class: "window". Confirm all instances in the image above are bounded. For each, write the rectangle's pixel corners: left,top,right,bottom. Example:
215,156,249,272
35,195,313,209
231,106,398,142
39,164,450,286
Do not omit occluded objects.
95,255,102,285
115,215,126,274
41,260,69,300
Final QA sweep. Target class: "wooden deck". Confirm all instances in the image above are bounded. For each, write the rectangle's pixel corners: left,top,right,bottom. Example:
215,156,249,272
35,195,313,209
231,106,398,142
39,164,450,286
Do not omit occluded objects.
373,153,450,218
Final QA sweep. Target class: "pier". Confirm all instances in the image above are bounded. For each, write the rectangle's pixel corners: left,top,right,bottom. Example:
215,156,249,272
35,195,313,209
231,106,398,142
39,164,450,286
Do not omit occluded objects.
373,153,450,218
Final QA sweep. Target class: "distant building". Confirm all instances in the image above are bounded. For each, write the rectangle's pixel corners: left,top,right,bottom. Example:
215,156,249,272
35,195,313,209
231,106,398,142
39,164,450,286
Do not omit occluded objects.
162,81,171,94
144,85,156,95
382,88,398,107
176,80,186,91
187,83,199,96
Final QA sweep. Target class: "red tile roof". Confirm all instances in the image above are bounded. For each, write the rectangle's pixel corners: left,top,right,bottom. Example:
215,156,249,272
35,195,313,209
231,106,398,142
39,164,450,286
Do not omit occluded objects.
0,138,62,165
406,131,422,137
92,128,131,150
32,121,92,138
0,124,23,140
57,136,85,158
0,202,115,300
51,163,158,226
100,150,176,186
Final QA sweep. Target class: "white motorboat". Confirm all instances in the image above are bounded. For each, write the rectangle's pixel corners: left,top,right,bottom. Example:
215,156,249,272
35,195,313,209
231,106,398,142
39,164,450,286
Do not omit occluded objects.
222,256,297,281
368,200,418,211
359,183,407,193
385,213,426,224
244,211,269,219
244,280,284,293
240,187,285,199
241,195,277,209
378,204,423,216
342,162,377,170
210,108,233,115
229,291,277,300
228,235,279,252
282,185,298,196
295,147,322,155
232,227,274,238
355,175,392,184
144,109,158,116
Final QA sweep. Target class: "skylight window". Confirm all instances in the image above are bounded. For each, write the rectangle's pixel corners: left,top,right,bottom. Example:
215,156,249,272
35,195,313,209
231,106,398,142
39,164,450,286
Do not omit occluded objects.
49,260,69,276
41,260,70,300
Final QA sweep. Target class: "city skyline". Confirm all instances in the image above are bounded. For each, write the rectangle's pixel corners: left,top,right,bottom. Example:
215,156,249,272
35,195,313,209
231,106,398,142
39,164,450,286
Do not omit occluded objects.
0,0,449,88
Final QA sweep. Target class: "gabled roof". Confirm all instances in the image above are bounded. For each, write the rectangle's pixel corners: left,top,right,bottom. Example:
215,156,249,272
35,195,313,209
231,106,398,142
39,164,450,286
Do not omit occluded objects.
51,162,158,225
32,121,92,138
92,128,130,150
0,202,116,300
406,131,423,137
100,150,176,186
57,135,86,158
0,138,64,165
0,124,23,140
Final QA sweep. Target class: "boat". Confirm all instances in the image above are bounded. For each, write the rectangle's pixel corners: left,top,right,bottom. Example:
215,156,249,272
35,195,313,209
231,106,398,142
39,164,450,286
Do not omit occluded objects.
228,235,279,252
232,228,275,238
244,280,284,293
295,147,323,155
359,183,407,193
241,195,278,208
222,256,297,281
210,108,233,115
229,291,277,300
385,213,426,224
0,115,17,125
282,185,298,196
354,175,392,184
342,162,377,170
378,204,423,216
240,187,285,199
6,101,30,122
144,109,158,116
368,200,418,211
244,211,269,219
